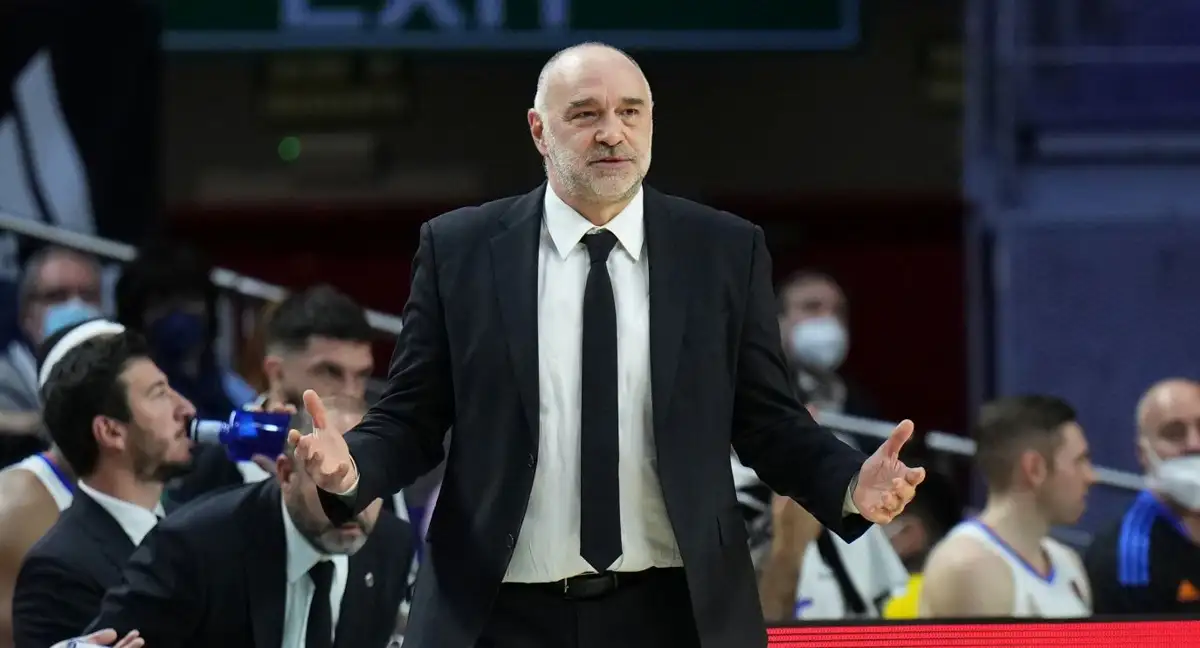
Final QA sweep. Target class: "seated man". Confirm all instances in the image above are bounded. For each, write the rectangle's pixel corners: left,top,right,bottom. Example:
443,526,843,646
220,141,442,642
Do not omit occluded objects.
922,395,1093,618
239,283,375,483
88,393,414,648
13,332,196,647
0,319,125,648
0,246,103,463
1085,379,1200,615
0,319,126,648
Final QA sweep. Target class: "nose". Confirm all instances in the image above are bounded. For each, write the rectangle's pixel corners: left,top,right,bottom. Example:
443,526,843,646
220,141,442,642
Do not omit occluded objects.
176,391,197,419
1185,426,1200,454
594,114,626,148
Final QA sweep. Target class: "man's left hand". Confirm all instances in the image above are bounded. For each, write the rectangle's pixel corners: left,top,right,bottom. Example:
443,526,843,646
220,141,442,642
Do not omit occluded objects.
51,629,143,648
851,419,926,524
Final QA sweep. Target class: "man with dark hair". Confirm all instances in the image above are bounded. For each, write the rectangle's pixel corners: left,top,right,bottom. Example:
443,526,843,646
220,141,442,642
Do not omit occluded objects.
12,331,196,648
921,395,1095,618
261,284,375,410
0,318,123,648
86,394,413,648
116,240,255,505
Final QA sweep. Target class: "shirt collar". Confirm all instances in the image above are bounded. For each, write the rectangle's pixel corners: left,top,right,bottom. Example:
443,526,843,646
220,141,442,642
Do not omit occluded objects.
281,498,349,584
543,184,644,262
77,480,164,545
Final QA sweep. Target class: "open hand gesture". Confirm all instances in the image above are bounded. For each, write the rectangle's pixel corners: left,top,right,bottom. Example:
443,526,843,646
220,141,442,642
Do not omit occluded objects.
287,389,358,493
851,419,926,524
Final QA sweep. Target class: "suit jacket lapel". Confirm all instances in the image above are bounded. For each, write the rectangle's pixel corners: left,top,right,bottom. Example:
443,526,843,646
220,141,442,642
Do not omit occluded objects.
490,184,545,444
245,481,287,648
73,490,136,573
334,551,374,648
644,188,690,437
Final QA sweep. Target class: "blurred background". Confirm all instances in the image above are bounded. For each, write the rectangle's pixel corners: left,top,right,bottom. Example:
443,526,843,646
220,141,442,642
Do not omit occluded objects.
4,0,1199,626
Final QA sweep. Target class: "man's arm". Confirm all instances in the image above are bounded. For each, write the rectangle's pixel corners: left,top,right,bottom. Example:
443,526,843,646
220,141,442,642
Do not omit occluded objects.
758,496,822,621
317,222,454,522
12,555,104,648
0,478,60,648
730,226,869,540
920,537,1014,617
86,525,202,648
1083,537,1162,615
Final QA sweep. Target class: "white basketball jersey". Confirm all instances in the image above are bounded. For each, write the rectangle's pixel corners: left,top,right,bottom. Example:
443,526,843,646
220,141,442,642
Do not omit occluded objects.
946,520,1090,617
5,453,73,511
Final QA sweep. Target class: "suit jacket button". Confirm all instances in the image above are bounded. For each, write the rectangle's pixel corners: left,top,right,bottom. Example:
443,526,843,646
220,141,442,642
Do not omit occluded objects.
506,534,516,548
527,454,536,468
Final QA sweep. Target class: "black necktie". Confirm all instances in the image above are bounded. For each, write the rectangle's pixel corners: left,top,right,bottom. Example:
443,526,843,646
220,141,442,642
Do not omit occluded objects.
306,561,335,648
580,229,622,572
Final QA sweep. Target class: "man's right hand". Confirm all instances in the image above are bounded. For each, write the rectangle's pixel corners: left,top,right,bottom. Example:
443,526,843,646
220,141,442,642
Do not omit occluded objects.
288,389,358,494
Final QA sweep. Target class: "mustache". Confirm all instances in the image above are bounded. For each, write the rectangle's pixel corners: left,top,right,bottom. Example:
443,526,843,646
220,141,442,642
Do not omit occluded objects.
588,147,636,162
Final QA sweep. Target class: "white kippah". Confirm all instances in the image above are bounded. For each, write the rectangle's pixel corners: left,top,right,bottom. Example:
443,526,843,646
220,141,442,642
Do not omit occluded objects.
38,320,126,389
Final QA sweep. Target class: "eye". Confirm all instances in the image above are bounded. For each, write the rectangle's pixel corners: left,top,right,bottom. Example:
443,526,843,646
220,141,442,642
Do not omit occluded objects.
572,111,598,120
621,108,640,117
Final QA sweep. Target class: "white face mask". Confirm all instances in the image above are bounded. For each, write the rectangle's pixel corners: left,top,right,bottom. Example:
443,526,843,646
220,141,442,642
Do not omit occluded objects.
1142,441,1200,511
788,316,848,372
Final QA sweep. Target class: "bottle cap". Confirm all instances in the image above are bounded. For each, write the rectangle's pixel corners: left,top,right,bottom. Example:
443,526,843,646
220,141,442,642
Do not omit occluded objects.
189,419,224,444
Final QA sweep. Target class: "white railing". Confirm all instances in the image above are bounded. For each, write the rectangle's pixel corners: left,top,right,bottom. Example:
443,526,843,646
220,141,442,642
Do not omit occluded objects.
0,212,1146,494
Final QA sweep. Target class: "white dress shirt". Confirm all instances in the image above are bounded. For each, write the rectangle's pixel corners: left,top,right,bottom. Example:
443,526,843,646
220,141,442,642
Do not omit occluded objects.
503,186,681,583
77,480,163,545
281,499,350,648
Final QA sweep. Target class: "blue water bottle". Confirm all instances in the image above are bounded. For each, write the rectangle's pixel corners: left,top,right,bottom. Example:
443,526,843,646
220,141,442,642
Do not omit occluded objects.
189,410,296,462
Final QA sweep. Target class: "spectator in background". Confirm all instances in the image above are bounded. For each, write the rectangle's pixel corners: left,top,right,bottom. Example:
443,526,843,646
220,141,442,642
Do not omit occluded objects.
922,396,1093,618
776,270,877,420
738,405,909,622
114,241,254,417
880,470,961,619
0,247,102,465
0,318,124,648
236,285,376,488
13,332,196,648
115,241,254,505
259,284,375,411
1085,378,1200,615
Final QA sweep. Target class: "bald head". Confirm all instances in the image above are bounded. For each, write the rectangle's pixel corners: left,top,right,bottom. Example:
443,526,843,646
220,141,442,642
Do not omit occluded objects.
533,42,651,116
527,41,654,214
1136,378,1200,468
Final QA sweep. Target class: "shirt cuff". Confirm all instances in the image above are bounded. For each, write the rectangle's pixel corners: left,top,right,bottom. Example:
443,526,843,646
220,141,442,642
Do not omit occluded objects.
843,474,860,515
335,457,360,498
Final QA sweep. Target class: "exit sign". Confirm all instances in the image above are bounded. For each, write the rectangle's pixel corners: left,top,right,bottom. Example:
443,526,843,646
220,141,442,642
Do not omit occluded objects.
165,0,859,51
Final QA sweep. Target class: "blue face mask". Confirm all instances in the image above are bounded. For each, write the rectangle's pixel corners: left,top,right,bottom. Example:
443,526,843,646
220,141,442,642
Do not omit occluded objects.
42,298,101,339
148,309,207,363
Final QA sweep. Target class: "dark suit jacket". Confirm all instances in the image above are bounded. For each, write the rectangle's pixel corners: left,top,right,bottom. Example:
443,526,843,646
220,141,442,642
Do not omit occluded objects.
318,184,871,648
88,479,413,648
12,489,136,648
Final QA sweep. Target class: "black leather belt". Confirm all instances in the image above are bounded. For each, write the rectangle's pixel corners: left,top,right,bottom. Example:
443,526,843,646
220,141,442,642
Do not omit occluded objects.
538,569,656,600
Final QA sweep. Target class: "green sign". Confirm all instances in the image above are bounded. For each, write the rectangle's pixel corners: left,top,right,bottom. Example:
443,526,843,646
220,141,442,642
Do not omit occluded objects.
165,0,859,51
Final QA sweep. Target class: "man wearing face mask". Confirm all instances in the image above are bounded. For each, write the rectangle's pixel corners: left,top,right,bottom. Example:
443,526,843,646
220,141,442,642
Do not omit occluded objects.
0,247,103,465
776,270,877,420
1085,378,1200,615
